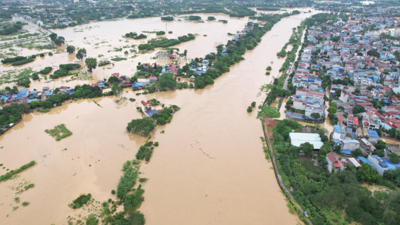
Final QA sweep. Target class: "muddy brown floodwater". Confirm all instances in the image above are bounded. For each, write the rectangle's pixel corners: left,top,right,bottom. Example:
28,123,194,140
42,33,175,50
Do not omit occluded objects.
0,11,316,225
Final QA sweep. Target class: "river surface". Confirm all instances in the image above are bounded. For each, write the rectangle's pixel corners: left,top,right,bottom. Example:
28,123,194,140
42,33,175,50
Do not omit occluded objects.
0,11,315,225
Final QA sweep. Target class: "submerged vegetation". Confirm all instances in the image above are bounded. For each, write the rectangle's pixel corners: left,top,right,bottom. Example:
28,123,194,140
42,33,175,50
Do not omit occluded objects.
45,124,73,141
68,193,91,209
126,118,157,137
0,161,36,182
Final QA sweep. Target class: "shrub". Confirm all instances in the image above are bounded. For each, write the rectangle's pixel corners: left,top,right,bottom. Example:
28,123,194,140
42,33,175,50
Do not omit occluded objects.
39,53,45,57
251,101,256,107
111,190,116,195
154,142,159,147
247,106,253,112
22,202,29,206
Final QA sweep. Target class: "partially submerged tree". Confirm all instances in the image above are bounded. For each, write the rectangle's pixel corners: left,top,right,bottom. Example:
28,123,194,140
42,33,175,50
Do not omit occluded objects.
85,58,97,72
76,48,87,60
66,45,75,54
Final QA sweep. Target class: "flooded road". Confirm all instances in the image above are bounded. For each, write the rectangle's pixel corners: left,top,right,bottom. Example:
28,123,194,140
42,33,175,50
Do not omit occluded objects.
0,11,315,225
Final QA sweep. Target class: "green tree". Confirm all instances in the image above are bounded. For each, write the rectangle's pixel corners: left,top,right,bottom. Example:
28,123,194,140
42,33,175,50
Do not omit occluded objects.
85,58,97,72
311,113,320,120
86,214,99,225
111,83,123,96
66,45,75,54
76,48,87,61
126,118,156,137
388,153,400,164
352,105,365,114
156,117,166,124
356,163,378,182
157,73,176,90
251,101,256,107
300,142,314,157
334,145,341,153
376,140,386,150
335,88,342,97
247,106,252,113
367,49,380,58
49,33,57,41
352,148,362,157
30,101,39,109
54,37,64,46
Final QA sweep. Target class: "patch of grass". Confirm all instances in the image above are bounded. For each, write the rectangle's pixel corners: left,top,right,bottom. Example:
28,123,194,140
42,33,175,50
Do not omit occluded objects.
259,106,280,118
45,124,73,141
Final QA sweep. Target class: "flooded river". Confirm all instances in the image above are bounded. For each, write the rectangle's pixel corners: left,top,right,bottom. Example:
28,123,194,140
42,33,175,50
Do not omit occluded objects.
0,11,315,225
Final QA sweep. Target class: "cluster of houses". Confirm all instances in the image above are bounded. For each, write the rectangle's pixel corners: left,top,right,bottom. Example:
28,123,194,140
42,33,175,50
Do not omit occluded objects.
0,85,72,107
285,13,400,175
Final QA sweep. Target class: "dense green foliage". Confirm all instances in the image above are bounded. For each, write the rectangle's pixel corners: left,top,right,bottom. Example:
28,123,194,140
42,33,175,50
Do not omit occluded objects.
66,45,75,54
0,102,30,130
207,16,216,21
85,58,97,72
59,63,81,71
0,22,23,35
136,144,154,161
134,34,147,40
39,66,52,74
117,166,138,199
161,16,174,21
270,120,400,225
124,185,145,214
68,193,91,209
126,118,157,137
0,161,36,182
1,56,27,64
85,214,99,225
11,57,34,66
188,15,201,20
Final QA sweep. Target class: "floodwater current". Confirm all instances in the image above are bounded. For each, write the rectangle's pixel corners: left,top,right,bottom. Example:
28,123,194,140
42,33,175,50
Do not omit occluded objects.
0,10,317,225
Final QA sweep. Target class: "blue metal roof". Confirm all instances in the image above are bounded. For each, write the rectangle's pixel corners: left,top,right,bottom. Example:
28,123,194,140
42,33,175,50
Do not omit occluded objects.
341,149,352,155
334,125,341,133
368,129,379,138
357,157,371,165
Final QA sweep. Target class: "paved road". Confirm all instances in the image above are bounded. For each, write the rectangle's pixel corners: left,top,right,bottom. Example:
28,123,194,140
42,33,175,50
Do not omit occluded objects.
263,118,313,225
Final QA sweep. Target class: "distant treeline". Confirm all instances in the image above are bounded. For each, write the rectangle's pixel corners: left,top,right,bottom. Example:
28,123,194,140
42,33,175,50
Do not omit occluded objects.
257,7,280,11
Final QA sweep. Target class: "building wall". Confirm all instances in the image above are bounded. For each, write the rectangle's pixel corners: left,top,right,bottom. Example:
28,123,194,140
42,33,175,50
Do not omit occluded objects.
342,142,360,151
293,100,306,110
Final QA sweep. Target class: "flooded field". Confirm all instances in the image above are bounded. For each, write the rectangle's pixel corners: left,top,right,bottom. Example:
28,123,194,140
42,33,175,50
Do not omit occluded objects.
0,11,315,225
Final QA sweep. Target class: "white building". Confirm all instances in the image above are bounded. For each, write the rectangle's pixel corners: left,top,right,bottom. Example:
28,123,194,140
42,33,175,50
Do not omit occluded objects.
289,133,323,150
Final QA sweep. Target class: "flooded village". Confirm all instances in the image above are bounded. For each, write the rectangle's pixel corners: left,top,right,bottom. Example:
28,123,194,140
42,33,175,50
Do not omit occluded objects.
1,1,400,225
